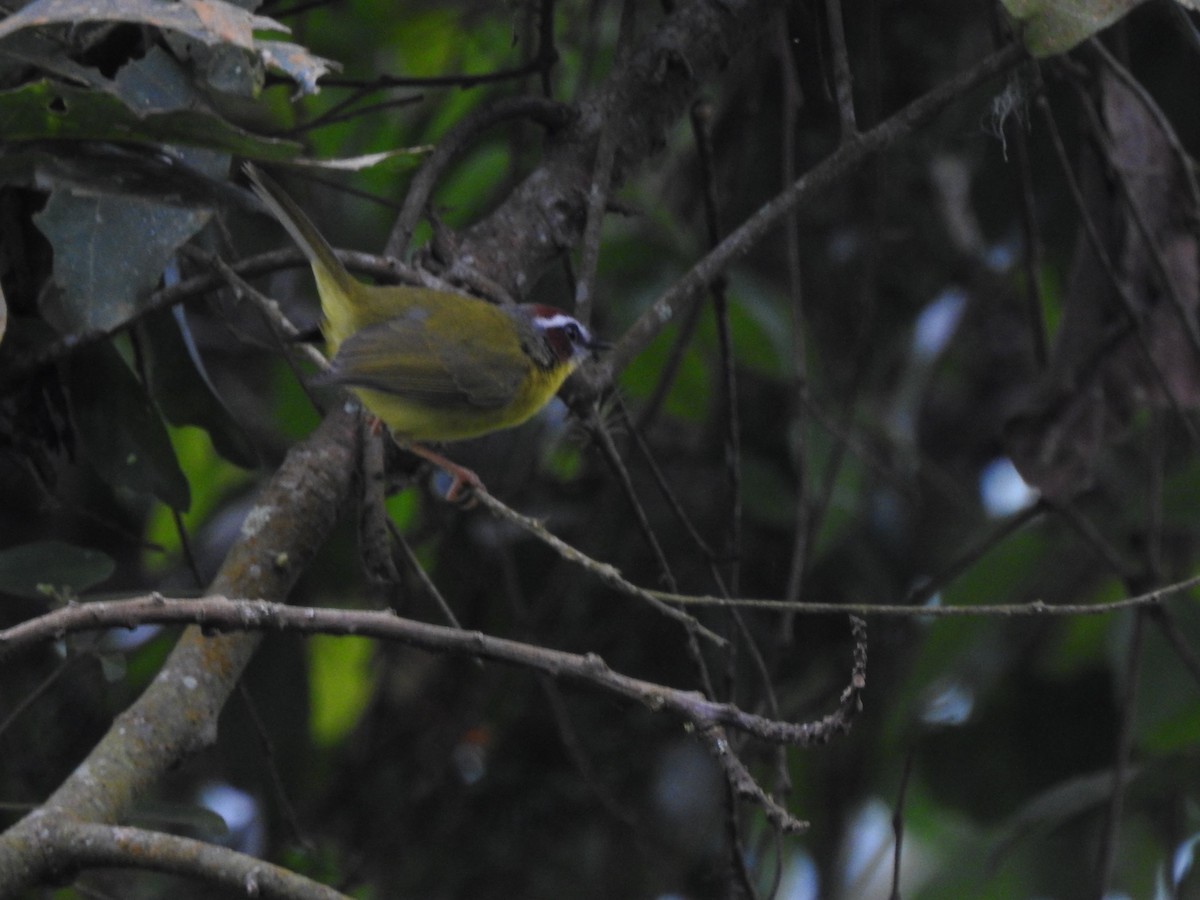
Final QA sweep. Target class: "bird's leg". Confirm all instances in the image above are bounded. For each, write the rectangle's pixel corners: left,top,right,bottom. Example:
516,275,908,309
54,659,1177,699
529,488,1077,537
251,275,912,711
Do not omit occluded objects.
404,442,485,502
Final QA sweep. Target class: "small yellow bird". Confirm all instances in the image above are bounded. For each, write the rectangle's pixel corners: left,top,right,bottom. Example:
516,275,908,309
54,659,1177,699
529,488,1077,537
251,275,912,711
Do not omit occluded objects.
245,164,603,497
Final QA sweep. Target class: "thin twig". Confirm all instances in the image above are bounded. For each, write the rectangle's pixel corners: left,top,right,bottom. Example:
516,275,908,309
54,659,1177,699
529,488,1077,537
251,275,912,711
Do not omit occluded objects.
1149,606,1200,690
0,245,435,394
1009,71,1049,369
0,594,864,747
604,42,1025,377
889,748,917,900
535,0,557,98
686,94,789,850
690,98,743,598
318,53,558,92
573,0,635,324
617,398,720,563
1096,606,1146,896
824,0,857,138
1088,40,1200,231
1037,95,1200,447
0,652,88,743
1048,499,1138,581
587,416,680,595
468,487,727,647
538,675,644,832
631,293,707,432
779,15,811,627
386,96,576,259
236,682,315,852
648,571,1200,617
1067,68,1200,369
902,502,1045,606
386,519,463,630
289,92,424,136
702,725,808,835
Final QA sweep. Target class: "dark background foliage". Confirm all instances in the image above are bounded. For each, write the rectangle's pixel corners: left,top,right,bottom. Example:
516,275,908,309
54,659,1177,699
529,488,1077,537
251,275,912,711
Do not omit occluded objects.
2,0,1200,898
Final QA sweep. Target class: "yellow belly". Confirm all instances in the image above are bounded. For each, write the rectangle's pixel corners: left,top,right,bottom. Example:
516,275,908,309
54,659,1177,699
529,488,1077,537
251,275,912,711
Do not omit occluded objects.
353,362,575,443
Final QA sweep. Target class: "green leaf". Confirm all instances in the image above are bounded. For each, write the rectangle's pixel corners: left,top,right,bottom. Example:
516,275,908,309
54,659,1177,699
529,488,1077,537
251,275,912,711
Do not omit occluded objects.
724,273,792,379
66,341,191,511
0,540,114,600
742,454,796,528
0,31,113,92
36,185,211,334
0,80,302,159
991,764,1140,862
142,308,258,469
143,426,252,570
619,324,713,423
1002,0,1145,56
308,635,375,748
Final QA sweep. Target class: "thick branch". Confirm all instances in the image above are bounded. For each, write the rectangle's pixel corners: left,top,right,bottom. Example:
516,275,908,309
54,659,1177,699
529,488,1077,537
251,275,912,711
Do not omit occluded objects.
11,821,349,900
453,0,769,299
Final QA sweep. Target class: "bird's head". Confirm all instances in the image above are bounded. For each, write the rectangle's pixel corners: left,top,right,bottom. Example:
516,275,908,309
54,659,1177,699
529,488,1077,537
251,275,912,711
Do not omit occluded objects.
524,305,608,370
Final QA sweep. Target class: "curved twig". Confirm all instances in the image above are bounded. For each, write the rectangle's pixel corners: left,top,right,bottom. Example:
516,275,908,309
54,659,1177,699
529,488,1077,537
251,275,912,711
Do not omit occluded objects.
385,96,577,259
599,42,1025,381
468,487,727,647
24,820,350,900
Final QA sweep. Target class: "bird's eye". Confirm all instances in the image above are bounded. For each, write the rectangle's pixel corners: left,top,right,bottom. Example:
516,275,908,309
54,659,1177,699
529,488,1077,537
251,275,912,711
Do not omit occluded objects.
565,323,583,343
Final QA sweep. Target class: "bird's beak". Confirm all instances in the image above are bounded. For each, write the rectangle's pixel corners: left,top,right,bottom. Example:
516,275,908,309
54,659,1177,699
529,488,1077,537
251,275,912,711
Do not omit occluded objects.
587,336,613,352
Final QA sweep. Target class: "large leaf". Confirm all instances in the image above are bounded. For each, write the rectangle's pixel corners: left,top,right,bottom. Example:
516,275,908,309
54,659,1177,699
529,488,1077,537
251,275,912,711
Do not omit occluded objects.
0,80,302,159
1004,0,1200,55
1007,71,1200,498
17,53,241,328
66,341,191,511
36,185,211,334
308,635,375,748
1002,0,1141,55
142,307,259,469
0,540,114,600
0,0,337,95
113,45,201,114
0,0,280,50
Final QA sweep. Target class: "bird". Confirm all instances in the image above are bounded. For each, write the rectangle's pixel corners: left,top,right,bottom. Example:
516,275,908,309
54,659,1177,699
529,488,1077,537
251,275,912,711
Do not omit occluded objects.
244,164,604,498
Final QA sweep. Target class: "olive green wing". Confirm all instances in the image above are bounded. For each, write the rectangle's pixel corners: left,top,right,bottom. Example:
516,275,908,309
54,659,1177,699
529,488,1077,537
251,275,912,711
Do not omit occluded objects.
324,305,527,410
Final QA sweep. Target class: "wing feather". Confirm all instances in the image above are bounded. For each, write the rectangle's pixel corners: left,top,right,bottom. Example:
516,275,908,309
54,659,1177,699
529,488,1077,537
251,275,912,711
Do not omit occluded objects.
325,304,529,410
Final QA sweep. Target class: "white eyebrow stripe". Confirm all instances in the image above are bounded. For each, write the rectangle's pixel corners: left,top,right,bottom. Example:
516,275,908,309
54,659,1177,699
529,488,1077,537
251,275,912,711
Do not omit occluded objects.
535,313,588,336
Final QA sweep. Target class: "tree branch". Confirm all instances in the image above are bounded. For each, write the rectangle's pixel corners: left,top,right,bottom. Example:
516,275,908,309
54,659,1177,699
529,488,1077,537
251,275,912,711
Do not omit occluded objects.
649,572,1200,617
470,487,727,647
601,41,1025,380
0,593,864,747
19,821,350,900
452,0,771,300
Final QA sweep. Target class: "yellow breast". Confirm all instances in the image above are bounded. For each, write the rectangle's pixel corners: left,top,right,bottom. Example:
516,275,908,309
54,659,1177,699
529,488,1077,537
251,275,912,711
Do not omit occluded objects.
354,360,577,443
